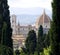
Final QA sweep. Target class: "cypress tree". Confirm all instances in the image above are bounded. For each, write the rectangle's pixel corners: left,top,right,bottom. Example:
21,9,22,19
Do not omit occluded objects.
2,0,13,47
0,0,3,43
0,0,13,55
50,0,60,55
44,32,50,48
25,30,37,55
1,22,7,44
2,0,13,55
37,25,43,55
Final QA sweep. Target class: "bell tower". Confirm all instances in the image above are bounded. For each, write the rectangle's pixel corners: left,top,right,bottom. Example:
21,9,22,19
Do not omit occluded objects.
11,14,16,34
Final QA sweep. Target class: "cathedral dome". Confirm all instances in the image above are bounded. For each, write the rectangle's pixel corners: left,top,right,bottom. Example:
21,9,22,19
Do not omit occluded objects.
35,10,51,28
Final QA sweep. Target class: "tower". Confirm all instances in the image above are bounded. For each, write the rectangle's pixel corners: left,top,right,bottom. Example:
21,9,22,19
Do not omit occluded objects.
17,21,20,35
11,14,16,35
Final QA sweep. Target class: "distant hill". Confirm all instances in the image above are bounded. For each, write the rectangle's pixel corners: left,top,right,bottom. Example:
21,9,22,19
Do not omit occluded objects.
16,15,38,25
16,14,51,25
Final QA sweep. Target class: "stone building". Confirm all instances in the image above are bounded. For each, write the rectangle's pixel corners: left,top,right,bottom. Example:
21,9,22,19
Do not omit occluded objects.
10,10,51,50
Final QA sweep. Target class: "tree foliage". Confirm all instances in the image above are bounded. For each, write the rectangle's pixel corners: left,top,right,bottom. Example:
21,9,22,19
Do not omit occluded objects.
37,25,44,55
0,0,13,55
0,0,3,43
43,32,50,48
0,45,12,55
25,30,37,54
50,0,60,55
4,0,13,48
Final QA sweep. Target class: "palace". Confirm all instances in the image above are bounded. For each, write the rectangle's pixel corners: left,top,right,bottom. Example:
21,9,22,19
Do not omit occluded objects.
10,10,51,50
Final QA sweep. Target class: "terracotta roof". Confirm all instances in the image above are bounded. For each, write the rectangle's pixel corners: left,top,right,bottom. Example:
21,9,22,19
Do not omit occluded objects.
44,14,51,23
38,15,43,25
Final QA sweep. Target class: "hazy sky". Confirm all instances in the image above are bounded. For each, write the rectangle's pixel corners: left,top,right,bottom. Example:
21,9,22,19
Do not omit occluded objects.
8,0,52,11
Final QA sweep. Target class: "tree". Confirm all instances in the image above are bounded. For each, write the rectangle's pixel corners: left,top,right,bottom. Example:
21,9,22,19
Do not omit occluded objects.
1,22,7,44
15,49,20,55
43,32,50,48
25,30,37,55
37,25,43,55
0,0,3,43
2,0,13,48
0,45,12,55
50,0,60,55
21,47,27,53
0,0,13,55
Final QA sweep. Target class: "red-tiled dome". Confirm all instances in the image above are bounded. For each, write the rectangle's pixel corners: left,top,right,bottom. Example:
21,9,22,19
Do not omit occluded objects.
35,10,51,28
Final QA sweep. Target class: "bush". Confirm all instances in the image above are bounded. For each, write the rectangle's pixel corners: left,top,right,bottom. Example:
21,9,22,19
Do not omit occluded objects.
0,45,12,55
40,46,51,55
34,51,38,55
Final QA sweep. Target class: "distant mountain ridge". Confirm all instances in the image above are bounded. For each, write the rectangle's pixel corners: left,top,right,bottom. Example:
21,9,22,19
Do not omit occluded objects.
16,15,38,25
16,14,51,25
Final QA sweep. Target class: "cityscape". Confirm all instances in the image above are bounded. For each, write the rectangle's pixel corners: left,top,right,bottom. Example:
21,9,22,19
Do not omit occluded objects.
10,10,51,50
0,0,60,55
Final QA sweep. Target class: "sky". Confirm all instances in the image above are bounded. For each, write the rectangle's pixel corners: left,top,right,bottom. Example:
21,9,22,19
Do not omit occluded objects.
8,0,52,14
